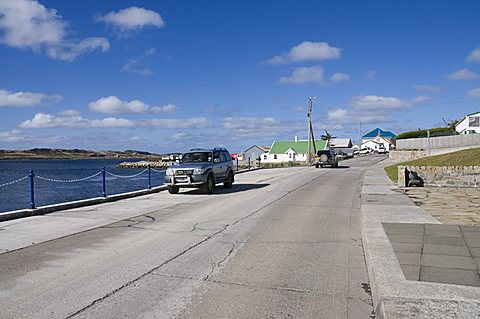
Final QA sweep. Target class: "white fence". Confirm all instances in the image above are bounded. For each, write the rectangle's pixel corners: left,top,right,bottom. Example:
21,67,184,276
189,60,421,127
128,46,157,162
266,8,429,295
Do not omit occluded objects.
396,134,480,155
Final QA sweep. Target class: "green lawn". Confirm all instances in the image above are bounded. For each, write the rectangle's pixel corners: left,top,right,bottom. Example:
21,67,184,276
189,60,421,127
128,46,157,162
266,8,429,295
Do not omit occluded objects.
385,147,480,183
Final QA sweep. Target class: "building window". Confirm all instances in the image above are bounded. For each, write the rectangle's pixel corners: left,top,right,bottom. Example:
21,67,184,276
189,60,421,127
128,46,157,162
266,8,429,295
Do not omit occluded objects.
263,155,267,160
469,116,480,127
274,154,277,159
289,153,292,159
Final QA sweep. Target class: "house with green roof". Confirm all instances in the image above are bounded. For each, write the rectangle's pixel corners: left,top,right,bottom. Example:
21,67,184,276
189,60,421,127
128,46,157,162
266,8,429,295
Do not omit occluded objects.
261,138,328,163
456,111,480,134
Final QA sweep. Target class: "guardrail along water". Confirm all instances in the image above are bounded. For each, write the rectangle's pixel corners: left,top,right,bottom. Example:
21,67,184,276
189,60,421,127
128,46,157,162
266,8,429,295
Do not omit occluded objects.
0,159,166,213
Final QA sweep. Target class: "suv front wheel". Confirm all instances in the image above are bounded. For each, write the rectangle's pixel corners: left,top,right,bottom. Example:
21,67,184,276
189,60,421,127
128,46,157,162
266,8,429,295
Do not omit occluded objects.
203,174,215,194
167,185,179,194
224,171,234,188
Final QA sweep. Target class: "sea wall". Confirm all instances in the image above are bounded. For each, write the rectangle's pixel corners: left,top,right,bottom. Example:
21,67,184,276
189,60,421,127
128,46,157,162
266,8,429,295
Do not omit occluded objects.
397,165,480,188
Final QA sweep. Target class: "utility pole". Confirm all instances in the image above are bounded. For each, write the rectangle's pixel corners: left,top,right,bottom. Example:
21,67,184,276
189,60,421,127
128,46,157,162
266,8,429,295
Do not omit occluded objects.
307,97,314,164
359,120,362,149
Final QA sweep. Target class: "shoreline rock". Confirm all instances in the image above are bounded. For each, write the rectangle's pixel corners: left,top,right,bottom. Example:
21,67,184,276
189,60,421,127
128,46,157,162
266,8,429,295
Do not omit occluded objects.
117,161,170,169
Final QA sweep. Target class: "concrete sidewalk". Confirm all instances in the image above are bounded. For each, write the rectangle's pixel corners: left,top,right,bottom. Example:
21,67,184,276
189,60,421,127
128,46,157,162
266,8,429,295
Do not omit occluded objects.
361,160,480,318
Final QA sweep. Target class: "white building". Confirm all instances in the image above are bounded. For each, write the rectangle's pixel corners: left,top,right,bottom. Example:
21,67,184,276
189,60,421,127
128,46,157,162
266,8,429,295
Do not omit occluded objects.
456,111,480,134
361,136,394,152
361,128,396,152
262,139,327,163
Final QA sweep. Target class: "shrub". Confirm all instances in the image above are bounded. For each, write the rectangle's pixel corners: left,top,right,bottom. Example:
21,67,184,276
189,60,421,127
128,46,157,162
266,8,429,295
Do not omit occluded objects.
396,127,457,140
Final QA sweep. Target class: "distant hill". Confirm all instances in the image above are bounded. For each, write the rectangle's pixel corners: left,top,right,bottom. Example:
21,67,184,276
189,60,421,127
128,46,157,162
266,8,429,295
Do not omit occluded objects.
0,148,162,160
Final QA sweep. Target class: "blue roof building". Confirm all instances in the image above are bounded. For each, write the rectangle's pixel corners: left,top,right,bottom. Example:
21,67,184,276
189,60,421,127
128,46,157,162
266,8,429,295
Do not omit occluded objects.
361,128,397,152
362,128,396,139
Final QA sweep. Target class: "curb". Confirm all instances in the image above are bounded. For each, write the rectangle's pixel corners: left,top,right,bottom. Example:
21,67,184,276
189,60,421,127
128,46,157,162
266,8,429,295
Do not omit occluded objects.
0,186,167,222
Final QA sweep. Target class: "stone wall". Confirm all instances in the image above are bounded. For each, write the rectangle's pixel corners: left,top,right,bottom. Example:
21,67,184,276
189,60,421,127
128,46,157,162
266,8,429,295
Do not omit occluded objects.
389,150,427,163
397,166,480,188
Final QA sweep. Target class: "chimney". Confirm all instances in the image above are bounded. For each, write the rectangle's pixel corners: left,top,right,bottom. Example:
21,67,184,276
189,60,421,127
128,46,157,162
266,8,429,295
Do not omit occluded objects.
294,136,298,142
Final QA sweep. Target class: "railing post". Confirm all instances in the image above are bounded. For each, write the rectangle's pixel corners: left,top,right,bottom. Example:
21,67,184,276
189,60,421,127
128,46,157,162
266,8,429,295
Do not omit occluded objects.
248,157,251,170
148,164,151,189
29,170,35,209
236,157,239,172
102,166,106,197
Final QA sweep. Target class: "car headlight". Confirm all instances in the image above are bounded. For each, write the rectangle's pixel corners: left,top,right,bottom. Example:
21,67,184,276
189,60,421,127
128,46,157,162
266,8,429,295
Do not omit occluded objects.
166,169,173,176
193,168,205,174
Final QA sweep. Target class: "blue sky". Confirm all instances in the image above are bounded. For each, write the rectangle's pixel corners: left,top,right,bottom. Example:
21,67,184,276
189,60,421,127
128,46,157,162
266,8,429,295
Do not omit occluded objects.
1,0,480,154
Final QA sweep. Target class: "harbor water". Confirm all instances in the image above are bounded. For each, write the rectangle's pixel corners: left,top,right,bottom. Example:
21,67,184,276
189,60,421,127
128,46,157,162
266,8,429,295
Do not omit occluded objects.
0,159,166,213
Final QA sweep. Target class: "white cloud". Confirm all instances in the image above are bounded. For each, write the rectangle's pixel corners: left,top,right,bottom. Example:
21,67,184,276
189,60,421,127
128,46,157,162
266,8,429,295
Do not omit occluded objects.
447,68,479,81
144,118,211,129
122,60,153,75
363,69,376,81
221,117,305,139
0,0,109,61
122,47,156,75
467,87,480,99
330,73,350,82
0,88,62,107
279,66,324,84
19,112,209,129
327,108,392,125
413,84,442,93
20,112,135,128
326,94,430,127
267,41,340,64
128,136,145,143
467,48,480,63
97,7,165,33
0,129,63,143
46,37,110,62
151,104,177,114
350,95,429,111
327,108,348,121
59,109,81,116
89,96,176,114
89,96,148,114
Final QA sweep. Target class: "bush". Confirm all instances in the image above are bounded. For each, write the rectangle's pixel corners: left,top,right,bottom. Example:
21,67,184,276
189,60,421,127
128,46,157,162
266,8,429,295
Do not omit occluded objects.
261,161,303,168
396,127,457,140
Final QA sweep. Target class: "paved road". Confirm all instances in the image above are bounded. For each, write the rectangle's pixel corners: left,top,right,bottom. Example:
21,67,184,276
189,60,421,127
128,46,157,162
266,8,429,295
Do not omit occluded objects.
0,155,384,318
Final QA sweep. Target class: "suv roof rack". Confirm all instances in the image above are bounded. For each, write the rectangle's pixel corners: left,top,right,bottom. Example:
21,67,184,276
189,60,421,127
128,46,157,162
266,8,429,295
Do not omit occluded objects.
189,147,228,152
190,148,211,151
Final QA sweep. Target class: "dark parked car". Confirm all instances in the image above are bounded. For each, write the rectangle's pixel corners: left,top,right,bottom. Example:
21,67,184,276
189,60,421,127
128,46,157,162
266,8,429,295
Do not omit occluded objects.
164,147,235,194
315,150,339,168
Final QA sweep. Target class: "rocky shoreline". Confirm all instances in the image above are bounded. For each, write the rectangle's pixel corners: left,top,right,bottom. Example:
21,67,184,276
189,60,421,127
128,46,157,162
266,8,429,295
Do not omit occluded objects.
117,160,170,169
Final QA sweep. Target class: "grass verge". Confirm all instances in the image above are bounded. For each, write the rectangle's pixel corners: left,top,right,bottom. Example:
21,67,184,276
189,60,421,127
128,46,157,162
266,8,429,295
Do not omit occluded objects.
385,147,480,183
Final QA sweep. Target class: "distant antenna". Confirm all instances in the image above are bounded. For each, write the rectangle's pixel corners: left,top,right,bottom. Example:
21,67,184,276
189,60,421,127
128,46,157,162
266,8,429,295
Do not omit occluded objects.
321,130,337,141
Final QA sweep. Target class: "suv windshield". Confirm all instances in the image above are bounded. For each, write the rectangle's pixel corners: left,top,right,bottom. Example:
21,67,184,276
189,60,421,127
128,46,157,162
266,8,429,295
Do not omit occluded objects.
181,152,212,163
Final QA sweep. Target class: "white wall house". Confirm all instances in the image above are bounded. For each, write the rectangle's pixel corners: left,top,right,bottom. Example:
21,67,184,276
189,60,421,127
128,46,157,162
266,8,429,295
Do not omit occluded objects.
263,149,306,163
456,111,480,134
262,139,327,163
362,136,395,152
362,140,382,152
361,128,396,151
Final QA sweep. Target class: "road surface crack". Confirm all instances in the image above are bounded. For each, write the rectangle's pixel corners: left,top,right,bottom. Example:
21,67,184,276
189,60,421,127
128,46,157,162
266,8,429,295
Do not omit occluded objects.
202,242,236,281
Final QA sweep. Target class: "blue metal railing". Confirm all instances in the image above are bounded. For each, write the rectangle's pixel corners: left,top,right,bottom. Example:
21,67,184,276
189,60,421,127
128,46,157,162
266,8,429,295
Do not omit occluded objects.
0,165,165,211
1,159,260,211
